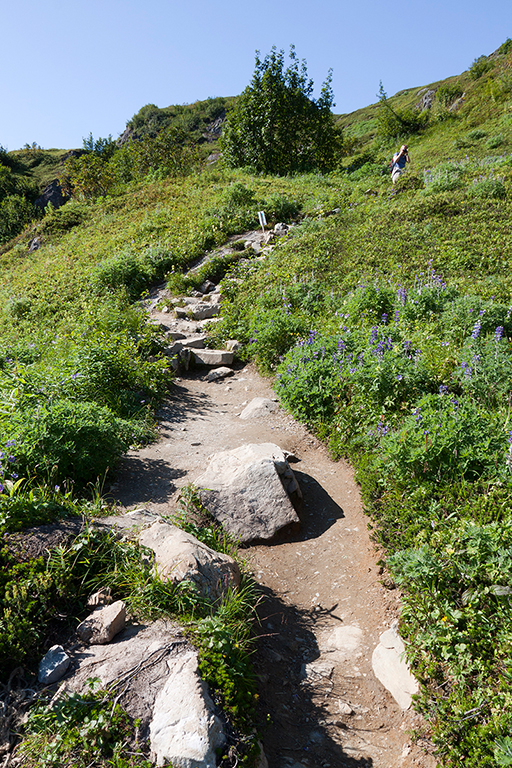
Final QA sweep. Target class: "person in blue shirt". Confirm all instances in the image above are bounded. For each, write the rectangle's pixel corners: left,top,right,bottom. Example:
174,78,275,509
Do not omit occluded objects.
391,144,410,184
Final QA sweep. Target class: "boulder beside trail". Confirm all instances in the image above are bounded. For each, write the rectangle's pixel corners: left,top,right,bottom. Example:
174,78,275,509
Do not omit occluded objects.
138,521,241,602
195,443,302,544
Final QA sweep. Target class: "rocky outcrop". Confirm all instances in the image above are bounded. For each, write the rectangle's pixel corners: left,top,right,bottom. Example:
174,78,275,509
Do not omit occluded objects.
34,180,68,210
195,443,302,543
138,520,241,602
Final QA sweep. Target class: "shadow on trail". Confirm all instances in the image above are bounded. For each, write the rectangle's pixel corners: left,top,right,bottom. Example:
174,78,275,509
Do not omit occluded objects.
254,585,373,768
111,457,188,507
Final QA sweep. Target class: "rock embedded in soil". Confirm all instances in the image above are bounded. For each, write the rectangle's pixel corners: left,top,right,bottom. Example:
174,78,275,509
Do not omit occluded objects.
76,600,127,645
195,443,301,544
138,520,241,602
150,649,225,768
371,623,419,709
239,397,278,420
207,366,233,382
38,645,71,684
192,348,234,366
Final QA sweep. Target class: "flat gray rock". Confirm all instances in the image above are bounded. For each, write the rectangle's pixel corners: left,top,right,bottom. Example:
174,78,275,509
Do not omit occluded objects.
195,443,301,544
192,349,234,366
38,645,71,685
239,397,278,420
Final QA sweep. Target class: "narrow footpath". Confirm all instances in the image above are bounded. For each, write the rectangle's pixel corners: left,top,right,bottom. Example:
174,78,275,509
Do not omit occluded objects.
111,288,437,768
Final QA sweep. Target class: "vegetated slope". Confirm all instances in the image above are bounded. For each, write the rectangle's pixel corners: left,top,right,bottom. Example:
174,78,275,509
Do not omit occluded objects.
2,38,512,767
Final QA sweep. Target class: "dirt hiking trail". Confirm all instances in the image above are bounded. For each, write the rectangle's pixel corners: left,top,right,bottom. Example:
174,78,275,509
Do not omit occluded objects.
111,293,437,768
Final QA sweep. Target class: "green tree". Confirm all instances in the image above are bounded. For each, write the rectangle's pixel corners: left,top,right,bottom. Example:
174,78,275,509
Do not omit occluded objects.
376,81,429,139
221,46,341,174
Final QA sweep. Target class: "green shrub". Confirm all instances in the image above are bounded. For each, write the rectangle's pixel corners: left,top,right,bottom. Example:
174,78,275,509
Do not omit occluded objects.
486,133,504,149
467,176,506,199
435,82,464,108
0,194,37,244
39,201,88,236
467,128,487,141
469,55,494,80
263,191,300,222
7,399,140,487
378,393,507,485
91,252,150,300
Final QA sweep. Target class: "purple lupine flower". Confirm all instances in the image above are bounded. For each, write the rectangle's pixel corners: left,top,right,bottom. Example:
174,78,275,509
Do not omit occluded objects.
382,313,388,324
471,320,481,340
495,326,504,342
394,310,400,323
439,385,449,395
370,326,378,344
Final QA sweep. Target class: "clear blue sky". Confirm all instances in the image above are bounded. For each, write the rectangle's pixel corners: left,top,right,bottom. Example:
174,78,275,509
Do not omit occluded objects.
1,0,511,150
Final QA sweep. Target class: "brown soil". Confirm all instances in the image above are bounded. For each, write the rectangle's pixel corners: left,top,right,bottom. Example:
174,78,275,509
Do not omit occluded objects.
111,351,437,768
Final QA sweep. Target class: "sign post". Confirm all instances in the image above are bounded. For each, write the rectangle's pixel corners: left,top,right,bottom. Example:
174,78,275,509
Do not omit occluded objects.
257,210,267,235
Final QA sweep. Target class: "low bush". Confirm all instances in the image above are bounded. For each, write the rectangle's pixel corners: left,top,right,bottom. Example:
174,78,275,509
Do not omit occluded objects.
469,55,494,80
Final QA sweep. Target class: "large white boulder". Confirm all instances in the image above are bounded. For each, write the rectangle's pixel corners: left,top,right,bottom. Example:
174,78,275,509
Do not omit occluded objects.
150,650,225,767
195,443,301,544
138,521,241,602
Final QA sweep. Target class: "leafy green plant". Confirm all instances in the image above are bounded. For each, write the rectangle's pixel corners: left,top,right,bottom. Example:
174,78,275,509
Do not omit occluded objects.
469,55,494,80
19,681,155,768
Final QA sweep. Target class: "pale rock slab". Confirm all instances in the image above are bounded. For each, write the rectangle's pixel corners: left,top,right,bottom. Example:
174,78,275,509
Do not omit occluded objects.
138,521,241,602
192,349,234,366
38,645,71,684
76,600,126,645
239,397,278,420
150,650,225,768
226,339,242,352
195,443,301,544
323,625,364,659
372,622,419,709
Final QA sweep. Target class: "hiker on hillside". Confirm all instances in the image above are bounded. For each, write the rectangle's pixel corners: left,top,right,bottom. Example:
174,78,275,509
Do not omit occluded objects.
391,144,410,184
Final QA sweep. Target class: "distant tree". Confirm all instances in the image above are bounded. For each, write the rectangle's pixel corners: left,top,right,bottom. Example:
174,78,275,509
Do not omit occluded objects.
221,46,342,174
82,132,116,160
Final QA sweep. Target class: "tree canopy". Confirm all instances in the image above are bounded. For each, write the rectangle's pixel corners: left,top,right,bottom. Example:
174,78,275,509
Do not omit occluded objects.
221,46,341,175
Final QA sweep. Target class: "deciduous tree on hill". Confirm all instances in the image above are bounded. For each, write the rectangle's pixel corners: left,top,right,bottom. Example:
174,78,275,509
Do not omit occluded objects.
221,46,342,174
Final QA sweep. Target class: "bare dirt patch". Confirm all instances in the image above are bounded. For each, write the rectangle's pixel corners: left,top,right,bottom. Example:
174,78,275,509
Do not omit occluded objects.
111,356,437,768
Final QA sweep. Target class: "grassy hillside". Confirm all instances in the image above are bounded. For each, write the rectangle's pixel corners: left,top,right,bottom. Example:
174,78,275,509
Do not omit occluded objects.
3,38,512,767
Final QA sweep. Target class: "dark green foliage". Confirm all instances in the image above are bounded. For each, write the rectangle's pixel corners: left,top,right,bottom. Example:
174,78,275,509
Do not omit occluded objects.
21,682,153,768
39,201,89,235
469,55,494,80
7,399,140,487
0,194,38,244
435,82,464,108
82,132,116,160
377,81,429,139
221,46,341,174
127,97,229,141
498,38,512,56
